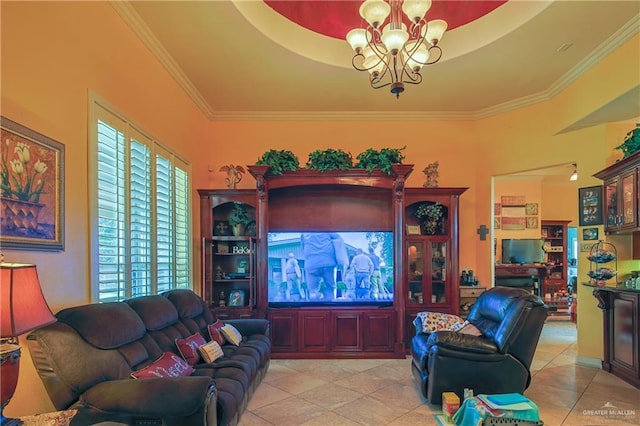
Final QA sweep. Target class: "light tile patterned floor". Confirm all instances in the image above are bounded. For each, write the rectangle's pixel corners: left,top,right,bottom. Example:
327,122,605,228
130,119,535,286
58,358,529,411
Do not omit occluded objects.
240,318,640,425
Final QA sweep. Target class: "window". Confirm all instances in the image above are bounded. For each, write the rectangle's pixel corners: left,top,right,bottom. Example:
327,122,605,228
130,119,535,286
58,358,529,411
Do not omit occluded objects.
89,95,191,302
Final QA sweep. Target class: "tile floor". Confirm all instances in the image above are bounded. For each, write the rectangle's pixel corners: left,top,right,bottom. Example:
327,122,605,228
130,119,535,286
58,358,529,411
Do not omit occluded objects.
239,318,640,425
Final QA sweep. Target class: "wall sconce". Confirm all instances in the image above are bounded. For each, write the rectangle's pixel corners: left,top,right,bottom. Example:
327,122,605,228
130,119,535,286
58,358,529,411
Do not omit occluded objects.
569,163,578,181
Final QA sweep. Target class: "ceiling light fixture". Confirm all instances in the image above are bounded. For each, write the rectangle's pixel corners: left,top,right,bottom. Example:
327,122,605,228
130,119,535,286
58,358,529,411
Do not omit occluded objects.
570,163,578,181
346,0,447,99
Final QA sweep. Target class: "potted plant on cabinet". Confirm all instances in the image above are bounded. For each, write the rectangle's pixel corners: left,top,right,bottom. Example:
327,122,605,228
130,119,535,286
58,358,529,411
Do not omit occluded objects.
255,149,300,175
355,147,406,174
306,148,353,171
415,202,445,235
616,123,640,158
228,202,251,236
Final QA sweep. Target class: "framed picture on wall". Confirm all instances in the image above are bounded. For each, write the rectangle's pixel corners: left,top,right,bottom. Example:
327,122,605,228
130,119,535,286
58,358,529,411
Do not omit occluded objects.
582,227,599,241
0,116,65,251
578,185,603,226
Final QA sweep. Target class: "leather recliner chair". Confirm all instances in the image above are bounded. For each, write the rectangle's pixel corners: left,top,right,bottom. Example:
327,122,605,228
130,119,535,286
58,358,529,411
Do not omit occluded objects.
411,286,548,404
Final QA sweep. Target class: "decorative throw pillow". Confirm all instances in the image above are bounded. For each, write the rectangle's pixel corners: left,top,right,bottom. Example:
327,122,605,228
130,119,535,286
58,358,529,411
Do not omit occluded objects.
199,341,225,363
220,323,243,346
208,319,227,345
175,332,207,365
417,312,465,334
131,352,194,379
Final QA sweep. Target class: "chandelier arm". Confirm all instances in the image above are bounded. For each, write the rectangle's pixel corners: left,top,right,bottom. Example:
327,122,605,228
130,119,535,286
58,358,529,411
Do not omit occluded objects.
402,72,423,86
370,61,393,88
409,20,426,39
352,53,368,72
400,66,421,84
425,45,443,65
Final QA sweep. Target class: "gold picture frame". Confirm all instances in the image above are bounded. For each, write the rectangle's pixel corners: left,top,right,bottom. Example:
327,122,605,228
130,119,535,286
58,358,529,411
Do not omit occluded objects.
406,225,421,235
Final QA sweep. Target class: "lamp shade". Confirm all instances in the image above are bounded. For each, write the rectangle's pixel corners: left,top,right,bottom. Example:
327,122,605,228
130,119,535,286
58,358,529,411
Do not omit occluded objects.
1,263,56,338
425,19,447,44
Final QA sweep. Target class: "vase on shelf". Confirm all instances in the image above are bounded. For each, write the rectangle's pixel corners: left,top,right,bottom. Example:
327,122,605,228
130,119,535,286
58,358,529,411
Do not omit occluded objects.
231,223,245,237
422,220,443,235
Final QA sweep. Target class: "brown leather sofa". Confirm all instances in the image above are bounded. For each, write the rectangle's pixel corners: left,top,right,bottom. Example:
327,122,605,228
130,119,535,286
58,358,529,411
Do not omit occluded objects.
411,286,548,404
27,289,270,426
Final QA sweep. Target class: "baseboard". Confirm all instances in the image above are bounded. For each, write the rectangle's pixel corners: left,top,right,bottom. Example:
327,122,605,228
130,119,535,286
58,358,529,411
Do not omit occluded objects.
576,356,602,369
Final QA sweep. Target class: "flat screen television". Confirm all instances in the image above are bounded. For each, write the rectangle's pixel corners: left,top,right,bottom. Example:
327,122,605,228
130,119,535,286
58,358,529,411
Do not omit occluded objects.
267,231,394,306
501,238,546,264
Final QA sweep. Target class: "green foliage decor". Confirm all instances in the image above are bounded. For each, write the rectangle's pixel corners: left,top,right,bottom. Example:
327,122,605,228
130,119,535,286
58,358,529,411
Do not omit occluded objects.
616,123,640,158
255,149,299,175
415,202,445,235
306,148,353,171
255,146,406,173
356,146,406,174
228,202,251,226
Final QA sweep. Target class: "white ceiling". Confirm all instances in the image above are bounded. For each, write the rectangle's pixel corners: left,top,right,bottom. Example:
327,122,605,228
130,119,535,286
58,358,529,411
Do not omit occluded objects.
113,1,640,124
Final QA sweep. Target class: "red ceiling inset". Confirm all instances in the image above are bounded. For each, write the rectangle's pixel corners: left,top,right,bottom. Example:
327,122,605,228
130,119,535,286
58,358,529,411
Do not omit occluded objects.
264,1,508,40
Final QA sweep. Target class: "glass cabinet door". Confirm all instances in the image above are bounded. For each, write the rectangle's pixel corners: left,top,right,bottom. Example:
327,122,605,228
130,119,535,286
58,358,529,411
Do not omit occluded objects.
430,242,447,304
621,172,636,227
407,242,424,304
605,180,619,228
406,240,448,306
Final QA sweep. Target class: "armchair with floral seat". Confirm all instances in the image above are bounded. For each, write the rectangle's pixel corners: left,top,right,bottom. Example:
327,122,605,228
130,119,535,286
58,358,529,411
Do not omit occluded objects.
411,286,548,404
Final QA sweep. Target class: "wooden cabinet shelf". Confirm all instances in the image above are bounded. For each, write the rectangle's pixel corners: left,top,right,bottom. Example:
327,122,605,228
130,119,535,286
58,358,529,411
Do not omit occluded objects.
199,189,258,319
594,151,640,235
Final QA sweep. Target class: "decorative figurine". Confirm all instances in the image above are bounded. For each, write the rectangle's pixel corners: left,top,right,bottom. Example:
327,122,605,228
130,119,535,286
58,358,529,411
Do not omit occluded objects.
219,164,245,189
422,161,440,188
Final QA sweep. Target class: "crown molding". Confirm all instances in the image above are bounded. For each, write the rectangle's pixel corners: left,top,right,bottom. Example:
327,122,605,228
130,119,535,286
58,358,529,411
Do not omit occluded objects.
109,1,215,120
112,2,639,123
209,110,480,122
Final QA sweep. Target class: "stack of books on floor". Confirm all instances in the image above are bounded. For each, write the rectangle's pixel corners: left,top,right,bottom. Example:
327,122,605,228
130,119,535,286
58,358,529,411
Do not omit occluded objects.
477,393,543,425
434,393,543,425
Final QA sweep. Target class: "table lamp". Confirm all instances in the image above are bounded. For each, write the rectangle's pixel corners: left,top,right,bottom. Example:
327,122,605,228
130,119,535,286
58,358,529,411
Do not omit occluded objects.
1,263,56,426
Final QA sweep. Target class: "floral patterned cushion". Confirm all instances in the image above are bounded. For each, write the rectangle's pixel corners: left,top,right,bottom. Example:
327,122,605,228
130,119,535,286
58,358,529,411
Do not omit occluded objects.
417,312,465,334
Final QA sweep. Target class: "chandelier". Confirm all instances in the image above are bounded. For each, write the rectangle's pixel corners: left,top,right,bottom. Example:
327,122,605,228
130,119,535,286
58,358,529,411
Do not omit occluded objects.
346,0,447,98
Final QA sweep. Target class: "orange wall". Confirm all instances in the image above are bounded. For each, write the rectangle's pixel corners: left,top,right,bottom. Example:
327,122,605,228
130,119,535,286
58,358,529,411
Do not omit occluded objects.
1,2,212,416
1,1,639,417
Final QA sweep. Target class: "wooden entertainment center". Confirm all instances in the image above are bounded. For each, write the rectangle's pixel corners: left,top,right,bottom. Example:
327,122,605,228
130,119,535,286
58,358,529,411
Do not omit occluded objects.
199,165,467,358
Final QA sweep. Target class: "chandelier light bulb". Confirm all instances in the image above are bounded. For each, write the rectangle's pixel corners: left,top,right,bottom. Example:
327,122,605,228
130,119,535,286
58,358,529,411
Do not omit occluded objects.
405,41,430,71
402,0,432,22
381,23,409,53
425,19,447,45
363,47,386,75
360,0,391,28
346,28,368,52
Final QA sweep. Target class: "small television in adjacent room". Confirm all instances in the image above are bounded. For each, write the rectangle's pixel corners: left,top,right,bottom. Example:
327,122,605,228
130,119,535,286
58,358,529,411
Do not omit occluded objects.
501,238,546,264
267,231,394,306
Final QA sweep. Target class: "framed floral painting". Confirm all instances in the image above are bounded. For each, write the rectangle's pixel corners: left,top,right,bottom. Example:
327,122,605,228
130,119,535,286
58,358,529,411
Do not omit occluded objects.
1,116,65,250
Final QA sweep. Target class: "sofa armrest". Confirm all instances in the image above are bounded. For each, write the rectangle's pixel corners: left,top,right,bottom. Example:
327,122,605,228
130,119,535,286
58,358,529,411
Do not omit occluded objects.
425,331,498,354
78,376,216,420
225,318,270,337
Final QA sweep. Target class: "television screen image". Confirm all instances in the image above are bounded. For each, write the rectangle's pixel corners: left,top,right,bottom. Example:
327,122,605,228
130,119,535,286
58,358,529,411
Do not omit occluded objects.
501,238,546,265
267,231,394,306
